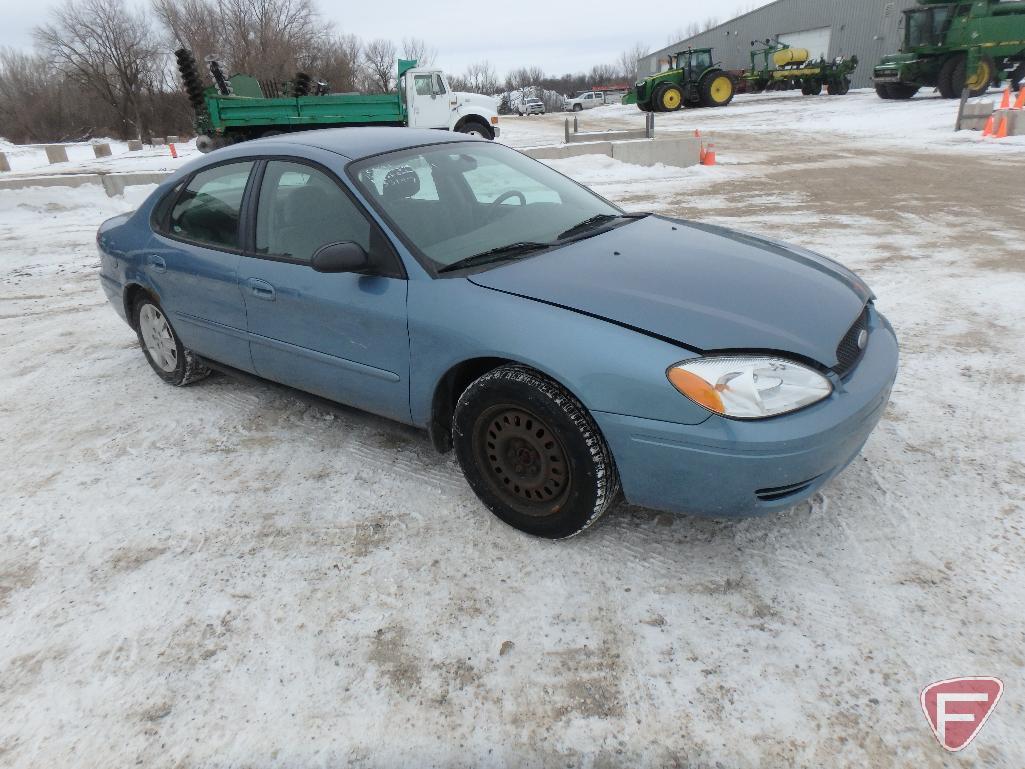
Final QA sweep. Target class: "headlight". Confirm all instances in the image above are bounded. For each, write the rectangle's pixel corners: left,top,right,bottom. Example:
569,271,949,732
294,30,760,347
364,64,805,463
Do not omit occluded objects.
667,356,832,419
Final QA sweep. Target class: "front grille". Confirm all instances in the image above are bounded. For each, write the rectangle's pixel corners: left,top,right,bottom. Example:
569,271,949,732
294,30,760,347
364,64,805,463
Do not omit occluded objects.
755,475,823,502
833,306,870,378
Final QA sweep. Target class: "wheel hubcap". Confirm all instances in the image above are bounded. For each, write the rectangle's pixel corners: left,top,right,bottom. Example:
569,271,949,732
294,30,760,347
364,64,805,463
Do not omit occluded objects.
475,406,571,516
139,304,178,373
711,76,732,102
967,61,990,90
662,89,681,109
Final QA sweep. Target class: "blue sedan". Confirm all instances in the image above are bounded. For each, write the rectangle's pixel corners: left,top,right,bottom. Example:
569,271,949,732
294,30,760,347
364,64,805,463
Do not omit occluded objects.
97,128,898,538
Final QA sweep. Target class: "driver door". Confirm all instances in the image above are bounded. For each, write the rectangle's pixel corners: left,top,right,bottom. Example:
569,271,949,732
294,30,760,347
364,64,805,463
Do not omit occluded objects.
407,72,452,129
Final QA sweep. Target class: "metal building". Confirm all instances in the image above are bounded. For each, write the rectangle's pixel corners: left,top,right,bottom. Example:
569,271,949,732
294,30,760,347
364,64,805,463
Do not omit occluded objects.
641,0,920,89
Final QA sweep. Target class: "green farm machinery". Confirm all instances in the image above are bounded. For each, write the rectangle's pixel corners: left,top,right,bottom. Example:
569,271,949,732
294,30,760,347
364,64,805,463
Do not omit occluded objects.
632,48,736,111
873,0,1025,99
744,40,859,96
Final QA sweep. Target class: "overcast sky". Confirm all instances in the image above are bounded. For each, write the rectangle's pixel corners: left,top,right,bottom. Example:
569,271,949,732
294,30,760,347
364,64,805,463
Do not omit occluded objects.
0,0,766,76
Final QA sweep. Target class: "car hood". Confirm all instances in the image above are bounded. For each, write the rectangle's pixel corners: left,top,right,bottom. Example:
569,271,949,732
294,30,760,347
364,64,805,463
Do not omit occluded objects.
468,216,872,368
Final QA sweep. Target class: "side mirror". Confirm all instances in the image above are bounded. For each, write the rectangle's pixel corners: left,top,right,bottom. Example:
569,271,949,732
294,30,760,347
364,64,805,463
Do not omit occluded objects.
311,241,369,273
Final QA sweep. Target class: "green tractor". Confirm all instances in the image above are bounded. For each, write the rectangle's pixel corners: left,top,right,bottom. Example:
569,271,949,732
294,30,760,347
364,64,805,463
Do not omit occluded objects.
873,0,1025,99
633,48,736,112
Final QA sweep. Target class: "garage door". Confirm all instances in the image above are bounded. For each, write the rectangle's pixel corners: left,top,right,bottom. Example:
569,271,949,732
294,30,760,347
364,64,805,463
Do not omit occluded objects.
778,26,833,60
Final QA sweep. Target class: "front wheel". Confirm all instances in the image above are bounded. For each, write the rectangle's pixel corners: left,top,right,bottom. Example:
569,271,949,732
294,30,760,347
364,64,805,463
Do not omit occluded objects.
699,71,735,107
453,365,620,539
455,120,494,140
133,296,209,386
888,83,920,100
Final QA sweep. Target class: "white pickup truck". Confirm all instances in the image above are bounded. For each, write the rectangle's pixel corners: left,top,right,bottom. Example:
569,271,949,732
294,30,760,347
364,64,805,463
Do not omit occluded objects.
563,91,606,111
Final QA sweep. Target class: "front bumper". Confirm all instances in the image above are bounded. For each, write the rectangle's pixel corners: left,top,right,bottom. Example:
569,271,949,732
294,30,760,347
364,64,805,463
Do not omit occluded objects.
594,307,898,518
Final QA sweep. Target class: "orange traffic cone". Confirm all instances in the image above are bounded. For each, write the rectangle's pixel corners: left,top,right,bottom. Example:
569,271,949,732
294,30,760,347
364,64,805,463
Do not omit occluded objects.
699,143,707,163
694,128,701,138
995,116,1009,139
999,87,1012,110
1014,88,1025,111
168,142,177,158
982,115,994,136
702,143,716,166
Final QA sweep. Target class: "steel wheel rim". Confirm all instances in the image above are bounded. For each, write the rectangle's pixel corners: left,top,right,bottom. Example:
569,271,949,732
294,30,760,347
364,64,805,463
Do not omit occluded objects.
139,304,178,373
474,405,572,517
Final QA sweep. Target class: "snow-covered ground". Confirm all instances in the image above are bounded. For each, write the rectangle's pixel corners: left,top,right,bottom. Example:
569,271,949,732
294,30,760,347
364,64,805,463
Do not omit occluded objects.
1,92,1024,768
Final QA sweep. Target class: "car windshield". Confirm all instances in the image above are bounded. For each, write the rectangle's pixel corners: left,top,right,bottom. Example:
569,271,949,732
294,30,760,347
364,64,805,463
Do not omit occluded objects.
350,142,623,272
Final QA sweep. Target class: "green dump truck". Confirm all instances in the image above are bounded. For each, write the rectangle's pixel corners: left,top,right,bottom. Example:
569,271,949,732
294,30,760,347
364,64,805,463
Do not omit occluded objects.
176,51,501,152
873,0,1025,99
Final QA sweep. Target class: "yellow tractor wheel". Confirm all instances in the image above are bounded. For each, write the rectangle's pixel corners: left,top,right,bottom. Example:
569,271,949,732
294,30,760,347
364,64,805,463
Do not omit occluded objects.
657,84,684,111
965,58,994,94
700,71,736,108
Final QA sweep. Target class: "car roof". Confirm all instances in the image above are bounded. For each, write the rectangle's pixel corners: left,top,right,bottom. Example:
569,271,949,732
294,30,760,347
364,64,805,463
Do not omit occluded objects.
241,126,480,160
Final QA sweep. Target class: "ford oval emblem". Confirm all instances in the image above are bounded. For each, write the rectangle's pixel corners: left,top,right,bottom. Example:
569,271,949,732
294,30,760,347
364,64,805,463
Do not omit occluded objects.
857,329,868,350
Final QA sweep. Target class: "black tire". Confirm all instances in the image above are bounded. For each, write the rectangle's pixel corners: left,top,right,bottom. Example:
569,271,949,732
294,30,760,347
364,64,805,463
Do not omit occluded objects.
654,82,684,111
875,83,893,100
888,83,920,100
572,103,583,112
455,119,494,140
453,365,620,539
801,79,822,96
938,56,960,98
950,54,994,98
698,70,735,107
132,295,209,386
827,77,850,96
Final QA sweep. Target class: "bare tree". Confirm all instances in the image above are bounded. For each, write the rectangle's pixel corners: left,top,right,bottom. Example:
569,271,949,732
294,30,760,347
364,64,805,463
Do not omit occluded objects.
35,0,159,139
587,63,617,87
401,36,436,68
450,60,499,95
617,42,649,83
307,33,361,92
362,38,396,91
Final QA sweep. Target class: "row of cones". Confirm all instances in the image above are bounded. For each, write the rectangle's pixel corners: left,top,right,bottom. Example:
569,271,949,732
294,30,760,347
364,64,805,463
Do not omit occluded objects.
694,129,716,165
983,86,1024,139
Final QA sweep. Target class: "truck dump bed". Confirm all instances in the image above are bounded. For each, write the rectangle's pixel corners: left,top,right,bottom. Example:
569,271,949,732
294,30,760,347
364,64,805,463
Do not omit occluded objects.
207,93,406,130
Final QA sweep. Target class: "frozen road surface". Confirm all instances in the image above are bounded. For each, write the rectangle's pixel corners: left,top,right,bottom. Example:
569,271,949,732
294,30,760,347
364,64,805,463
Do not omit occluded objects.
1,90,1023,768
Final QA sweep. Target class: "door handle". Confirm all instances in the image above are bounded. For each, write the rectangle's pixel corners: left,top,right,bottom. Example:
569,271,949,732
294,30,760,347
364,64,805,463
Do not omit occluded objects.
149,255,166,273
247,278,276,300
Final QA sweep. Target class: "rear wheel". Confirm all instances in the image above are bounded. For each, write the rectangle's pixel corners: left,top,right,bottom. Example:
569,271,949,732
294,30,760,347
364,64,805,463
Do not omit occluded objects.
951,54,994,98
827,77,850,96
699,71,735,107
453,365,620,539
801,79,823,96
133,296,209,386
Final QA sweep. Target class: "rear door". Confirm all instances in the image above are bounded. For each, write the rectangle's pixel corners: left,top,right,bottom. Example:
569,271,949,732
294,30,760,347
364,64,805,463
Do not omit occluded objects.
238,159,410,423
148,160,256,372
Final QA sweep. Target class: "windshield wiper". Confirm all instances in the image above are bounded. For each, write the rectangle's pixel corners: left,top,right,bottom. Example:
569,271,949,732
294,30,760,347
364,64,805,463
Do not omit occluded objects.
556,212,650,241
437,241,554,273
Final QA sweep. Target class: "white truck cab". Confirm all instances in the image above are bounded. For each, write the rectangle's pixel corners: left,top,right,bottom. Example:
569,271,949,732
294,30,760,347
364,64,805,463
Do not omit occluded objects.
402,68,501,139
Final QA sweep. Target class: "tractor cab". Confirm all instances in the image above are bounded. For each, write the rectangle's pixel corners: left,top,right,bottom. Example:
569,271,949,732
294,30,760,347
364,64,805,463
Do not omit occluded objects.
902,4,960,50
670,49,714,78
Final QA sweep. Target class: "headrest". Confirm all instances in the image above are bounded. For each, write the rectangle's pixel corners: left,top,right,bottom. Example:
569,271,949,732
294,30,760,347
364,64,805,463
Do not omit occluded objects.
382,166,420,201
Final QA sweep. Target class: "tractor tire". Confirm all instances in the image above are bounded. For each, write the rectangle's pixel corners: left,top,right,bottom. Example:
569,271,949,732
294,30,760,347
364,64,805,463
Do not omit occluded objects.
875,83,893,100
937,56,960,98
827,77,851,96
951,54,994,98
655,83,684,111
888,83,920,100
699,70,735,108
801,79,823,96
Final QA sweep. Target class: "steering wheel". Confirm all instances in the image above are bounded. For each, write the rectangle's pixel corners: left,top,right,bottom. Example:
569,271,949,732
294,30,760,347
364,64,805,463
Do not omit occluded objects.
490,190,526,209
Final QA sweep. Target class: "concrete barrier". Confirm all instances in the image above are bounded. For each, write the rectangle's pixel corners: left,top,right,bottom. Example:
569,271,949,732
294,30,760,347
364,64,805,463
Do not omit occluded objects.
127,140,143,151
523,137,701,169
0,152,10,173
611,137,701,168
166,135,180,144
152,137,165,146
0,171,171,197
44,145,69,164
92,143,112,158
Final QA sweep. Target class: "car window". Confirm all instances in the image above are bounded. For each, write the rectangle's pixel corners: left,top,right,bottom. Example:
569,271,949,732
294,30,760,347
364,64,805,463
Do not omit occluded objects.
432,74,446,94
351,142,621,270
413,75,432,96
169,161,254,249
255,160,370,262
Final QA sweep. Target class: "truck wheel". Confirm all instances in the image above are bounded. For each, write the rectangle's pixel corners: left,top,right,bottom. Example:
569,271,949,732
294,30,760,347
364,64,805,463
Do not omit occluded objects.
572,103,583,112
801,79,823,96
937,56,959,98
453,365,620,539
888,83,920,99
699,71,735,107
874,84,893,99
456,119,494,140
